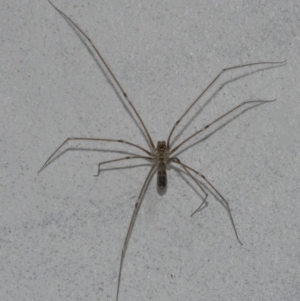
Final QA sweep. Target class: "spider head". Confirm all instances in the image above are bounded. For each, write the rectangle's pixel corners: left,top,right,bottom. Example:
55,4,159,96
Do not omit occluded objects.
157,141,167,151
156,141,169,165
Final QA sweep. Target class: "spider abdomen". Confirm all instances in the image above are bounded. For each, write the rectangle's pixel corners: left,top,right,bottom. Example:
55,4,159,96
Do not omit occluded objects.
157,162,167,190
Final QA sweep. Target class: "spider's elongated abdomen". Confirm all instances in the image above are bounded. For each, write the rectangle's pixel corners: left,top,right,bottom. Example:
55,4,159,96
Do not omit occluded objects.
156,141,169,190
157,162,167,190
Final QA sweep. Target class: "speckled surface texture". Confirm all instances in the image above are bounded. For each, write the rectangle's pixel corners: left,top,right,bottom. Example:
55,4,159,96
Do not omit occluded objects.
1,1,299,300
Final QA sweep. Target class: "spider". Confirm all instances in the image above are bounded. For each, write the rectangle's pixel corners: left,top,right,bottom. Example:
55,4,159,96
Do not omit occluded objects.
41,1,285,300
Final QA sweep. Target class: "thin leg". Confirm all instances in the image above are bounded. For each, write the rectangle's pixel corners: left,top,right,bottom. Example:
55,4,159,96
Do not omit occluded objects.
166,60,286,149
116,163,158,301
38,137,153,173
170,158,208,217
47,0,155,150
172,160,243,245
170,99,276,155
94,155,153,176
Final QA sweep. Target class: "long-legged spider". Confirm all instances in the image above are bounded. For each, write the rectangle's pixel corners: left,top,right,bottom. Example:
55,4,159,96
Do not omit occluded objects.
41,1,285,300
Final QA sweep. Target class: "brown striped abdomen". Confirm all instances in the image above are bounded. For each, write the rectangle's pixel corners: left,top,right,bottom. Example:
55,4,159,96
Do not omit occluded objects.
157,162,167,190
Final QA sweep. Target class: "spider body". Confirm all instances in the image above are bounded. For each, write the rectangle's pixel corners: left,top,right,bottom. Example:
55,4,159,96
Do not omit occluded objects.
42,1,285,300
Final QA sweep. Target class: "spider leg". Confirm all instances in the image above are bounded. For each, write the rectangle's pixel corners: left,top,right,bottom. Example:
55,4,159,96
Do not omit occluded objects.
172,159,243,245
167,60,285,148
170,158,208,217
47,0,155,150
116,163,158,301
38,137,153,173
94,155,153,176
170,99,276,155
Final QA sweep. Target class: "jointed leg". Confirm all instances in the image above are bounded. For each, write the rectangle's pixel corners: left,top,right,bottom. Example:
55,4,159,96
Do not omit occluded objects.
170,158,208,217
38,137,153,173
94,155,153,176
167,60,285,148
116,163,158,301
170,99,276,155
172,160,243,245
47,0,155,150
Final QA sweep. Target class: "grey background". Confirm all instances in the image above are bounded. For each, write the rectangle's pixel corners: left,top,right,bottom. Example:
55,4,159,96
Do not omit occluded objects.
1,0,299,300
